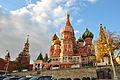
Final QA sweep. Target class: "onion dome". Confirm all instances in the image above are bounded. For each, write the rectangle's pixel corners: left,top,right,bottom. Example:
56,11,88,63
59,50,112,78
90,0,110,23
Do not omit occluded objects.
82,28,94,39
60,13,74,34
54,39,61,45
51,33,59,41
77,37,84,43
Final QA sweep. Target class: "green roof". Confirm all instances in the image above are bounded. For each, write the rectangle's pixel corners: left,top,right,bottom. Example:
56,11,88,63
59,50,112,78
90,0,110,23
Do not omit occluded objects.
37,53,43,60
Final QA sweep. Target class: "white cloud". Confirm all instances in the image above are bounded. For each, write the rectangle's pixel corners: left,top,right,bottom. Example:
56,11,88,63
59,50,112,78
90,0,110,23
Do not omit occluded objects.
0,0,78,62
87,0,97,3
0,0,97,63
0,5,2,8
77,19,84,23
75,30,80,34
65,0,75,7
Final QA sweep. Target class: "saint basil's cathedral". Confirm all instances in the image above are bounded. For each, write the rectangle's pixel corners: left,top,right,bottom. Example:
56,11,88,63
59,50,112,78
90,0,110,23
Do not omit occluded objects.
33,13,96,70
49,13,95,69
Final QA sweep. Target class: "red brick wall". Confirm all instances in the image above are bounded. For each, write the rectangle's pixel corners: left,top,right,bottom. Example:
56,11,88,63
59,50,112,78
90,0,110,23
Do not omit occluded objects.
28,64,33,71
7,61,16,72
0,58,6,70
17,55,30,69
0,58,16,72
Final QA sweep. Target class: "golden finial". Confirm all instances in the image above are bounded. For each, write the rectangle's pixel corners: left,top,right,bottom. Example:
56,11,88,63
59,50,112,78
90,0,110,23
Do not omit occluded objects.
65,12,71,26
66,13,70,21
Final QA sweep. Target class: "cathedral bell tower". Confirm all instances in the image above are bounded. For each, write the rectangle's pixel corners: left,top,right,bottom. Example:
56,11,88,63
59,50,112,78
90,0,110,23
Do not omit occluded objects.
60,13,75,62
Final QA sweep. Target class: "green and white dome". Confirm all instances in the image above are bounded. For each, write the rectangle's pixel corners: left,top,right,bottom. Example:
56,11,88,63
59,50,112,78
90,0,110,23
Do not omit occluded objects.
82,28,94,39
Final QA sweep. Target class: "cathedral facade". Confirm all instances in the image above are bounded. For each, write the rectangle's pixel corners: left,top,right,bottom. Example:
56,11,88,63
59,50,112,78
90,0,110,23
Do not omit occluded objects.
49,14,96,69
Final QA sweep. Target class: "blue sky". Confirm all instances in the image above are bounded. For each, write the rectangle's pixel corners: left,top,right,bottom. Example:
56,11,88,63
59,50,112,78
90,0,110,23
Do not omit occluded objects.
0,0,119,62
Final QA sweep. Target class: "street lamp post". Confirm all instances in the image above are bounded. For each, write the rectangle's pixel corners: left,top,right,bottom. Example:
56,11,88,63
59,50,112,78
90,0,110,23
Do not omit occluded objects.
106,38,118,80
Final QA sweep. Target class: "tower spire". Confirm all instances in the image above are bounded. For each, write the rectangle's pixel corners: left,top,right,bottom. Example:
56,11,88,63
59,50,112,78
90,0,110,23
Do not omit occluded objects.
51,33,59,41
66,13,70,21
99,24,107,43
26,35,29,44
86,24,88,31
65,13,71,26
23,35,30,52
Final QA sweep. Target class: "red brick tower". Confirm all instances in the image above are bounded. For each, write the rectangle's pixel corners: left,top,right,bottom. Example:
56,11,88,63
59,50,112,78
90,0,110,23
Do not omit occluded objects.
17,35,30,69
4,50,15,72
